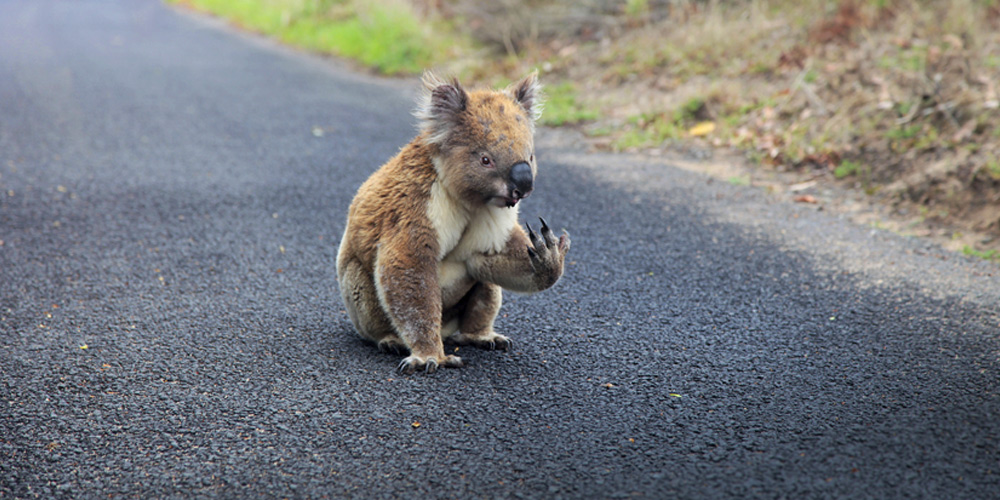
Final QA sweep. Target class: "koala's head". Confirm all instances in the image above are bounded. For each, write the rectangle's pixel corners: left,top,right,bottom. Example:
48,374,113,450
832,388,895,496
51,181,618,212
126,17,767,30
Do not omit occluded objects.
415,72,543,209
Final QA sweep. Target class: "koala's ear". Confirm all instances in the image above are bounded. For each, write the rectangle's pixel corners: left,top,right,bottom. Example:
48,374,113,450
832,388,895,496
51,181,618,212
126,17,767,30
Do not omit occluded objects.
415,71,468,145
505,71,544,123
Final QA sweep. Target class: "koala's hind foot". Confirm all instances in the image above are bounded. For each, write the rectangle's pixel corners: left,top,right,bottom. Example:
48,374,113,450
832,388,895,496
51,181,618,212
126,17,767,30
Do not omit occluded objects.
377,335,408,355
398,353,464,374
447,331,513,351
446,282,510,351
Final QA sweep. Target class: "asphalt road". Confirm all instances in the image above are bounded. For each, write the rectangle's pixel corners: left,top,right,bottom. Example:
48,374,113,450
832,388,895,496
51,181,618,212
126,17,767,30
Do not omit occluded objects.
2,1,999,498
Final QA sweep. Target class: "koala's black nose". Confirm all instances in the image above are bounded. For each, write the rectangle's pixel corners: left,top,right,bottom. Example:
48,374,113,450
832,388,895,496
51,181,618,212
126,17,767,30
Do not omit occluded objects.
509,161,533,199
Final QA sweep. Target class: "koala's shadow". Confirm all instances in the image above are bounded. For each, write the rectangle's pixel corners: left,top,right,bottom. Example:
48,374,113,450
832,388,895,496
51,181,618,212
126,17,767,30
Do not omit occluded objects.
326,318,513,372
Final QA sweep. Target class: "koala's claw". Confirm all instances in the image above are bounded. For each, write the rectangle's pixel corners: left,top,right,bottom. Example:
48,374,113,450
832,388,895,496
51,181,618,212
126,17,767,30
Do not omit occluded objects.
481,335,512,351
526,222,551,261
397,358,413,374
446,331,512,351
397,354,463,375
398,357,437,374
496,337,513,351
525,223,542,250
527,217,570,264
539,217,560,246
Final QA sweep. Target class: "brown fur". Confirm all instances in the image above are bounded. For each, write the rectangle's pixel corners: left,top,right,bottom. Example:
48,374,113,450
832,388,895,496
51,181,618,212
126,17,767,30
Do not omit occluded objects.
336,72,570,374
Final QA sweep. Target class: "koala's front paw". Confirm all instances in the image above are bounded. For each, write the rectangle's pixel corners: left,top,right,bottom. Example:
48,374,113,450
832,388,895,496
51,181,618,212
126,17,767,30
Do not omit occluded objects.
525,217,570,288
397,353,464,375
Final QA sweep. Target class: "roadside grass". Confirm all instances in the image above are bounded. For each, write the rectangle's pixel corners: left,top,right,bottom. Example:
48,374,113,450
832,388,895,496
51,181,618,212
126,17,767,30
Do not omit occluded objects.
172,0,1000,256
962,245,1000,262
541,82,599,127
169,0,470,75
556,0,1000,253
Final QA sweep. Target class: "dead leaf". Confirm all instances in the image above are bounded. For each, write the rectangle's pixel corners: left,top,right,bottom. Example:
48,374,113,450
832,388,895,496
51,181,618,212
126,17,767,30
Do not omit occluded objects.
927,46,942,66
688,121,716,137
789,180,818,192
777,46,807,71
793,194,819,204
558,44,578,57
942,34,963,50
799,152,840,169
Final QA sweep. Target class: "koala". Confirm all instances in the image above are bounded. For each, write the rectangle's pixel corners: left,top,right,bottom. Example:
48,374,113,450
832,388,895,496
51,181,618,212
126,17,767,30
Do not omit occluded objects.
336,71,570,374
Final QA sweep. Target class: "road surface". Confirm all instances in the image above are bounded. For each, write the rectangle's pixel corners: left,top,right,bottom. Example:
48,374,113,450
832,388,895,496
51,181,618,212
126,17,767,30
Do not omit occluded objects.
1,0,998,498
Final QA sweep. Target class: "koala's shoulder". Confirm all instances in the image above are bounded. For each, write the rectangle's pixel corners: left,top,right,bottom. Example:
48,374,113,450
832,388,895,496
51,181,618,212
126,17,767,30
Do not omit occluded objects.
345,142,440,258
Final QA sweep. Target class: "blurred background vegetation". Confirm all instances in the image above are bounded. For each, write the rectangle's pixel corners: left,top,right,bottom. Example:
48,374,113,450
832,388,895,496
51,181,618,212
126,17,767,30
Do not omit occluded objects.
171,0,1000,259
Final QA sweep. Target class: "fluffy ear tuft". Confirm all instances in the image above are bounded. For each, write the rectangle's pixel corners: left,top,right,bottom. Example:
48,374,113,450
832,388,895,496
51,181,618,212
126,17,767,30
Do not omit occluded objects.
414,71,468,145
505,71,544,123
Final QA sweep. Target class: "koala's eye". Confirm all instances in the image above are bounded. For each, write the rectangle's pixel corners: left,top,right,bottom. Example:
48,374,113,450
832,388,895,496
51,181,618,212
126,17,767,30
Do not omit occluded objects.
480,155,492,167
530,154,534,163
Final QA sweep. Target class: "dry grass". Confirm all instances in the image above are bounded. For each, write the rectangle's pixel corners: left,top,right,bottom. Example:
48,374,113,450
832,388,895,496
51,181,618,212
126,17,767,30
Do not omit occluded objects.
176,0,1000,255
449,0,1000,252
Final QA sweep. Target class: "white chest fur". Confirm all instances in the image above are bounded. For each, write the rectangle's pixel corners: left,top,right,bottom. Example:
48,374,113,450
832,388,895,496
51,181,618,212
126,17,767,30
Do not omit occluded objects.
428,179,518,293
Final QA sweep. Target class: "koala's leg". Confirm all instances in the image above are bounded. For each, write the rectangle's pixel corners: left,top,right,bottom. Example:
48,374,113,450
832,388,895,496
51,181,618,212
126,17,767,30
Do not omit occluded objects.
338,257,405,353
374,246,463,374
446,282,512,351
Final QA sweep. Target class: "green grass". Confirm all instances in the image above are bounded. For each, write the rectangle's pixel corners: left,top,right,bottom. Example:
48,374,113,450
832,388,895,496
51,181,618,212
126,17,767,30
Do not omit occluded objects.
169,0,468,75
625,0,650,18
983,159,1000,180
834,160,860,179
611,97,707,150
878,46,928,72
885,124,928,153
613,115,683,150
833,159,878,193
885,124,921,140
585,125,615,137
541,82,599,126
962,245,1000,261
